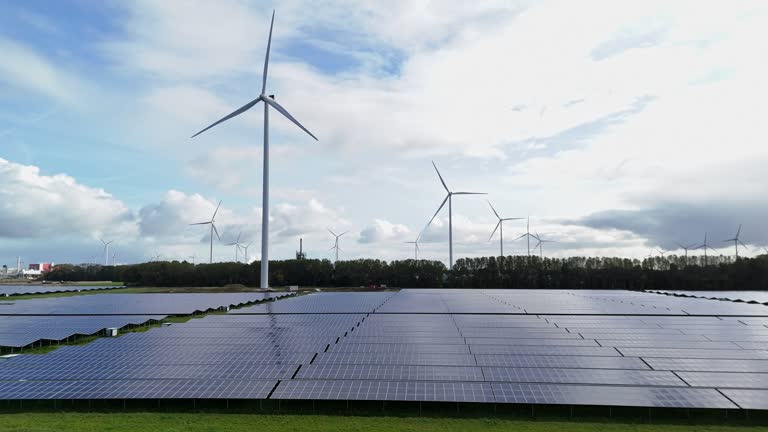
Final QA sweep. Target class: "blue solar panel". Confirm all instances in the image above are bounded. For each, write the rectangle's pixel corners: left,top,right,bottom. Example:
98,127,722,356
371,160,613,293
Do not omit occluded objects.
272,380,495,402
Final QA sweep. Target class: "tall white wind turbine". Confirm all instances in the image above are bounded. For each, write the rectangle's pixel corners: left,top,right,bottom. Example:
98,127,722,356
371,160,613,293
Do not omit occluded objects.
99,239,113,266
512,217,537,257
424,161,486,270
696,232,718,266
675,242,698,267
190,200,222,264
191,11,318,288
488,200,522,257
242,242,253,263
723,224,747,258
534,232,556,258
405,237,421,260
328,228,348,262
226,232,244,262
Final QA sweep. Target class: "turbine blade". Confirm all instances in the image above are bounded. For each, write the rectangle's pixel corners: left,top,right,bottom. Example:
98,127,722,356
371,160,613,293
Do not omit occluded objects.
512,233,527,241
736,224,742,237
339,231,349,237
489,220,501,241
431,161,449,193
191,98,261,138
503,217,524,221
263,97,318,141
327,228,337,237
212,200,222,220
453,192,487,195
738,239,748,249
487,200,500,219
212,224,221,240
262,10,275,94
424,195,449,231
189,222,210,226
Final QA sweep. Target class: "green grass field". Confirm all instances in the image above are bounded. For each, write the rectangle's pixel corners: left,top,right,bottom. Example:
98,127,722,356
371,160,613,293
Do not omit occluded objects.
0,413,766,432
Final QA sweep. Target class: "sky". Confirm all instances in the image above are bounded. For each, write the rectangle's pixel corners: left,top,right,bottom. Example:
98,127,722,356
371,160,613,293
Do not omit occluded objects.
1,0,767,267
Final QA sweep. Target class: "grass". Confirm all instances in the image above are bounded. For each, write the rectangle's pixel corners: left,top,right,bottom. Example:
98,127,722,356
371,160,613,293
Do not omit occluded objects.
0,412,766,432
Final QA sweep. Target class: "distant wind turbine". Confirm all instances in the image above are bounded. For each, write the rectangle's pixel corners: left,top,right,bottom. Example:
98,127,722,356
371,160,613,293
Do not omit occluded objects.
99,239,113,266
487,200,523,257
328,228,348,262
188,255,196,265
675,242,698,267
695,233,718,266
424,161,486,270
723,224,747,259
405,236,421,260
656,248,668,257
534,232,556,258
242,242,253,263
226,232,244,262
512,217,538,257
190,11,318,289
190,200,222,264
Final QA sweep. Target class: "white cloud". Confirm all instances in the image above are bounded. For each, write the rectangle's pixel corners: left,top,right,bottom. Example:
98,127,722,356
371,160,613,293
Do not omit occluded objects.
0,158,136,239
0,38,77,103
359,219,411,244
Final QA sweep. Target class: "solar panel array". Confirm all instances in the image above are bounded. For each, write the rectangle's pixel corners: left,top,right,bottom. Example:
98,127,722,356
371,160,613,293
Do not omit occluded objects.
0,284,123,297
1,289,767,410
648,290,768,305
0,292,292,349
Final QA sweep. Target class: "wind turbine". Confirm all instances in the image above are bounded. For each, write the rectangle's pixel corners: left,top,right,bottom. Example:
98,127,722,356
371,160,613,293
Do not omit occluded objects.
190,200,222,264
656,248,668,257
488,200,523,257
328,228,348,262
99,239,113,266
675,242,698,266
534,232,556,258
226,232,244,262
424,161,486,270
242,242,253,263
723,224,747,259
695,232,718,266
512,217,538,257
111,250,118,266
405,237,421,260
188,255,196,265
191,11,318,289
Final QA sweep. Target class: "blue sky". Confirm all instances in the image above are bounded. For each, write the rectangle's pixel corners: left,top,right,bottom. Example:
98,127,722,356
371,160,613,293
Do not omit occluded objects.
1,0,767,267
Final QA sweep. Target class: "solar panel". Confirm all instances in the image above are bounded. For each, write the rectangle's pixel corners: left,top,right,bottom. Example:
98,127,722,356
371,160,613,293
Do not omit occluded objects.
296,364,485,381
491,383,737,408
617,347,768,359
469,345,620,356
474,355,650,370
482,367,685,386
719,389,768,409
643,358,768,373
272,380,495,402
0,379,277,400
676,372,768,389
312,352,478,366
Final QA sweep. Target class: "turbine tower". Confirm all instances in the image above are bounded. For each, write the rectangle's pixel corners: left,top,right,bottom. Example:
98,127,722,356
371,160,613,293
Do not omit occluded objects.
696,232,718,266
675,242,698,267
405,237,421,260
424,161,486,270
328,228,348,262
512,217,537,257
226,232,244,262
723,224,747,259
99,239,113,266
534,232,556,258
488,200,523,257
190,200,222,264
191,11,318,288
242,242,253,263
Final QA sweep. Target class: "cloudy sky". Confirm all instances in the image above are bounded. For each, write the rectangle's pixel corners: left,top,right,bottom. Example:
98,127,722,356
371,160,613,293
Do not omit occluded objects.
1,0,767,266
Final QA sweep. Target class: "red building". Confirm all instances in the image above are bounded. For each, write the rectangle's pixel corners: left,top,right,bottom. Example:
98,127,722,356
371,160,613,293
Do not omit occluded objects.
28,263,53,272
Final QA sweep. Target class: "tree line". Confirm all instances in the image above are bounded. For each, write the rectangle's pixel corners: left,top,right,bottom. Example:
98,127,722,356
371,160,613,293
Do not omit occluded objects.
43,253,768,290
